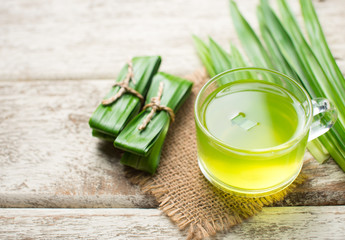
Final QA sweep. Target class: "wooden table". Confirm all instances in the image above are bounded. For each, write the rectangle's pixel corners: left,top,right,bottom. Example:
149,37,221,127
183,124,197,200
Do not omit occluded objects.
1,0,345,238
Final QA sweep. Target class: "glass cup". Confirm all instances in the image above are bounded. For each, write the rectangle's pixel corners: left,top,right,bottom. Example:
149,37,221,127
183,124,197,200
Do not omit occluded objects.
194,67,337,197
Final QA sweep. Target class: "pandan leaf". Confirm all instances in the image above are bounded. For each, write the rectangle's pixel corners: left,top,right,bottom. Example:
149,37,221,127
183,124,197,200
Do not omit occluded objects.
89,56,161,140
263,0,345,169
120,120,170,174
208,37,232,74
115,72,193,157
229,0,273,69
192,35,216,77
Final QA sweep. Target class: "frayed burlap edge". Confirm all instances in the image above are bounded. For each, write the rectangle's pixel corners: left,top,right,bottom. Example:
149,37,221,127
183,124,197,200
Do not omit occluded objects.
126,68,307,240
128,171,306,239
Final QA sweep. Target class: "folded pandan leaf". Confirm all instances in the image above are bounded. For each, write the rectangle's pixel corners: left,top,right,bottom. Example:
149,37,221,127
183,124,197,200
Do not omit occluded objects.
89,56,161,141
115,72,193,173
120,120,170,174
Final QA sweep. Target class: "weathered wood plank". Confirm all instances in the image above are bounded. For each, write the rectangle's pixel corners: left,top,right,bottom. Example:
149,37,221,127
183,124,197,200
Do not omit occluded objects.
277,153,345,206
1,206,345,239
0,80,344,208
230,206,345,240
0,0,233,80
0,80,156,208
0,0,344,80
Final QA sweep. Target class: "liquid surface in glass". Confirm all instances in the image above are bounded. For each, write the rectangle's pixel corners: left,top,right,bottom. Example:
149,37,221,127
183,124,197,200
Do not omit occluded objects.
197,80,307,191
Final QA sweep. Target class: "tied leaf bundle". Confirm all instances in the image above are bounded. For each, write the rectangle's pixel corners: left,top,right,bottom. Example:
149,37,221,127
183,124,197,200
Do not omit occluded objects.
115,72,193,174
194,0,345,171
89,56,161,140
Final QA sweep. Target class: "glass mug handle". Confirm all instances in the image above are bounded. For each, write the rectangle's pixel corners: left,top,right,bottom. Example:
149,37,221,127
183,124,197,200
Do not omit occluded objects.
308,98,338,141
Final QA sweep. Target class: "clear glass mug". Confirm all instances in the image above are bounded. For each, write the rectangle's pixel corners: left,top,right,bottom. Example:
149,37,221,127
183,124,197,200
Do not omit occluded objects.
194,67,337,197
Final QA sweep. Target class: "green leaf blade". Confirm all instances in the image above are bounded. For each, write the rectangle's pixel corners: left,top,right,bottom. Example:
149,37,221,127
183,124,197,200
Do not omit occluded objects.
89,56,161,138
114,72,193,157
229,0,273,69
192,35,216,77
301,0,345,95
208,37,232,74
261,0,345,169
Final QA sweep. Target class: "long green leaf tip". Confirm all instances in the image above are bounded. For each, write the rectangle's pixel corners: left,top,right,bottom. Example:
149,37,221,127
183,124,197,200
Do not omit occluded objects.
115,72,193,173
276,0,345,126
300,0,345,167
208,37,232,74
229,0,273,69
300,0,345,96
89,56,161,140
192,35,216,77
258,1,316,96
257,7,299,81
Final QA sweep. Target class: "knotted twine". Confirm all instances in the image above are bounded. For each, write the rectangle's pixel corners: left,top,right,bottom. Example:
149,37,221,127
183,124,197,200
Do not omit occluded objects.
102,61,144,106
127,69,306,239
138,82,175,131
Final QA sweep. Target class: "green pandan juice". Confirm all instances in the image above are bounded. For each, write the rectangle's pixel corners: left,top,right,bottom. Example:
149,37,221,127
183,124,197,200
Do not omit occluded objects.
196,80,308,194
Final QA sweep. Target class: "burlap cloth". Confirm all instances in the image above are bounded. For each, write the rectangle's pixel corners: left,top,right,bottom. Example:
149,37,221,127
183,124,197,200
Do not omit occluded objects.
128,69,305,239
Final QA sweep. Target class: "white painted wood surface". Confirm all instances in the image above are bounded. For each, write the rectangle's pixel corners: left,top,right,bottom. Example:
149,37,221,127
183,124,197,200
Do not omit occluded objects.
0,79,156,208
1,206,345,239
0,0,232,80
0,0,344,80
1,0,345,238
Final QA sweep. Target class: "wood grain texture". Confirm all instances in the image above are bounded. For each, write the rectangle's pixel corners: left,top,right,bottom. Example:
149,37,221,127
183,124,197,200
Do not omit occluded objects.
277,153,345,206
0,80,156,208
0,0,232,80
1,206,345,239
1,0,345,238
0,0,344,80
0,80,344,208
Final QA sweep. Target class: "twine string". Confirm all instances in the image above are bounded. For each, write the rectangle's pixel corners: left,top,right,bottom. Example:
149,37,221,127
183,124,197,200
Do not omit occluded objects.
138,82,175,131
102,61,144,106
